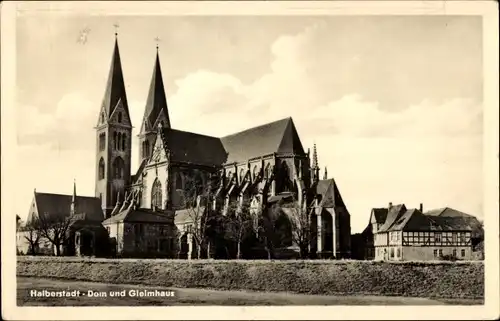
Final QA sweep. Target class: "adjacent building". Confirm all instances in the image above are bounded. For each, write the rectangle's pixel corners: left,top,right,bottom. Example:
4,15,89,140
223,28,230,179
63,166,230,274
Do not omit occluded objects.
362,203,482,261
17,185,108,256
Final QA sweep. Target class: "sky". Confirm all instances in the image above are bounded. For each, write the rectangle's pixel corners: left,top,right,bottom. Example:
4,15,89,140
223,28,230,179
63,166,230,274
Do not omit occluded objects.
15,14,483,233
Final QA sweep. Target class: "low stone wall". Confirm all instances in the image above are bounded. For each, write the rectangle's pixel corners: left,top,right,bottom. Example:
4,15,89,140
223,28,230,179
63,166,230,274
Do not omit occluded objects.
17,256,484,299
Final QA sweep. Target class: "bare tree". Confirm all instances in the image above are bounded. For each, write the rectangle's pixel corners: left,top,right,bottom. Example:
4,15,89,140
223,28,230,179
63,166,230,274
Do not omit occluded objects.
37,212,72,256
22,220,41,255
182,174,220,259
224,199,255,259
276,194,312,259
255,203,281,260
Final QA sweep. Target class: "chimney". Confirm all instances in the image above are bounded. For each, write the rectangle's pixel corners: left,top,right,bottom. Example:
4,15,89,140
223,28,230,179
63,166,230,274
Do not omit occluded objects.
419,203,423,212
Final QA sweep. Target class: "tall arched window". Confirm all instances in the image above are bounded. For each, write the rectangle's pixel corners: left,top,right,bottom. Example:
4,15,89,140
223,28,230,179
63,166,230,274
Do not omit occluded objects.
117,133,122,151
175,172,183,190
239,168,245,183
99,133,106,151
145,141,150,158
280,161,290,192
98,158,105,180
265,164,271,179
253,165,259,181
113,132,117,150
113,157,125,179
121,134,126,151
118,112,122,123
101,113,105,124
151,179,162,209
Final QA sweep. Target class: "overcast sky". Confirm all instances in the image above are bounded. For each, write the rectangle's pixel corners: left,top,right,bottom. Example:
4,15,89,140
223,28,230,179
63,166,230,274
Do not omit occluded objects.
15,14,483,233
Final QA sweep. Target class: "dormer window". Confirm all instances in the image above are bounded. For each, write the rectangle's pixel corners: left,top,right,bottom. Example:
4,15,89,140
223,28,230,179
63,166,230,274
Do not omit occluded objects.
101,113,105,124
118,112,122,123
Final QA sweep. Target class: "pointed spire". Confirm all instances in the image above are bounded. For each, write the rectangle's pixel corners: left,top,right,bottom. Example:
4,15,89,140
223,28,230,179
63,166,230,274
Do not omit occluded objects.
323,167,328,180
99,34,130,123
312,143,318,169
312,143,320,183
140,45,170,134
70,179,77,216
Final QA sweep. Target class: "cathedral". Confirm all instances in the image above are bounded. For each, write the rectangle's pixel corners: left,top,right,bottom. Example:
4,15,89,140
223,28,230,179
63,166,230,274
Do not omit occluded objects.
20,35,352,259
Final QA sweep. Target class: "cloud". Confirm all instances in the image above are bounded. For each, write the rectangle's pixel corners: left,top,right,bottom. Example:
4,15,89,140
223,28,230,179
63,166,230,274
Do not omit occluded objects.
17,92,95,150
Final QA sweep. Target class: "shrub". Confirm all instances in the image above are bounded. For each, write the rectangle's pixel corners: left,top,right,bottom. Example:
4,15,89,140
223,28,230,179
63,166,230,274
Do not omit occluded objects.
16,257,484,299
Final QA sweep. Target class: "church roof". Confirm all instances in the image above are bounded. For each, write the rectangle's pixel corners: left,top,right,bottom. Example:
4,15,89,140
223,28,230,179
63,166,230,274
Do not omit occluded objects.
315,178,346,208
141,51,170,133
103,208,174,224
163,128,228,166
101,37,130,120
220,117,305,164
31,192,104,223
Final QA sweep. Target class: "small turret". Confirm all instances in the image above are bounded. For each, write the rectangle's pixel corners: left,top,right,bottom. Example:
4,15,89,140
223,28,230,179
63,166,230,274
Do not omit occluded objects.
70,179,77,216
323,166,328,180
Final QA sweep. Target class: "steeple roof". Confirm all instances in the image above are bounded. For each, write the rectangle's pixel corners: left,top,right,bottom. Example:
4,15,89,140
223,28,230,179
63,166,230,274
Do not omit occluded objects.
101,36,130,120
140,49,170,133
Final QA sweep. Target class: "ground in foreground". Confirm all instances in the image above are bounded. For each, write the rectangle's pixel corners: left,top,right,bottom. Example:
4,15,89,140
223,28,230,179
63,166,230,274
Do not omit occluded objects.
17,277,483,306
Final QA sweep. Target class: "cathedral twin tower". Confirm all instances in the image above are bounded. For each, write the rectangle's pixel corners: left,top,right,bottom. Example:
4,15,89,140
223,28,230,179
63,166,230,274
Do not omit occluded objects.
95,35,169,216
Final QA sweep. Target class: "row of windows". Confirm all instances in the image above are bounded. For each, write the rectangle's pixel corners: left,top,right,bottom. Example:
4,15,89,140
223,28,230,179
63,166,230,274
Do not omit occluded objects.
113,132,127,151
98,157,125,180
227,161,295,192
434,249,466,258
97,131,128,151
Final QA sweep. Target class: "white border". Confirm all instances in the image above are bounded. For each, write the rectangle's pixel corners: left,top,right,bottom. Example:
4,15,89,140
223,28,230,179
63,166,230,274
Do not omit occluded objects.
2,1,499,320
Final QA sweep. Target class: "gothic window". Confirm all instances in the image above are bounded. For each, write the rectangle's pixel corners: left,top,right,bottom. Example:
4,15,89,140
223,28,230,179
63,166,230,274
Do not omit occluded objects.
121,134,126,151
175,172,183,190
113,157,125,179
101,113,105,124
280,161,290,192
253,165,259,181
239,168,245,183
117,133,122,151
118,112,122,123
113,132,117,150
145,141,150,158
151,179,162,209
98,158,105,180
265,164,271,179
99,133,106,151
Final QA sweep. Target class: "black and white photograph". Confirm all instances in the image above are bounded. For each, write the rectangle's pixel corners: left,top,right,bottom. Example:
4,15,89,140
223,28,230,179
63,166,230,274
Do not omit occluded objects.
1,1,498,320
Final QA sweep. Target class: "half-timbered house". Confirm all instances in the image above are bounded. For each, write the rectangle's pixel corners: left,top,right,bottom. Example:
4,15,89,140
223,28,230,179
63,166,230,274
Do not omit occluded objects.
367,203,480,261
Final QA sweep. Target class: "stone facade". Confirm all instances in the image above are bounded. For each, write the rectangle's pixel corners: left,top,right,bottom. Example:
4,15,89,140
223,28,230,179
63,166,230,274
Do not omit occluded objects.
92,36,353,259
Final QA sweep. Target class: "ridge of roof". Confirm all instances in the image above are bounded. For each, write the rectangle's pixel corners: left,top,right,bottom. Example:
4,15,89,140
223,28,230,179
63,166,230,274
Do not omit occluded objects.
220,117,292,139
